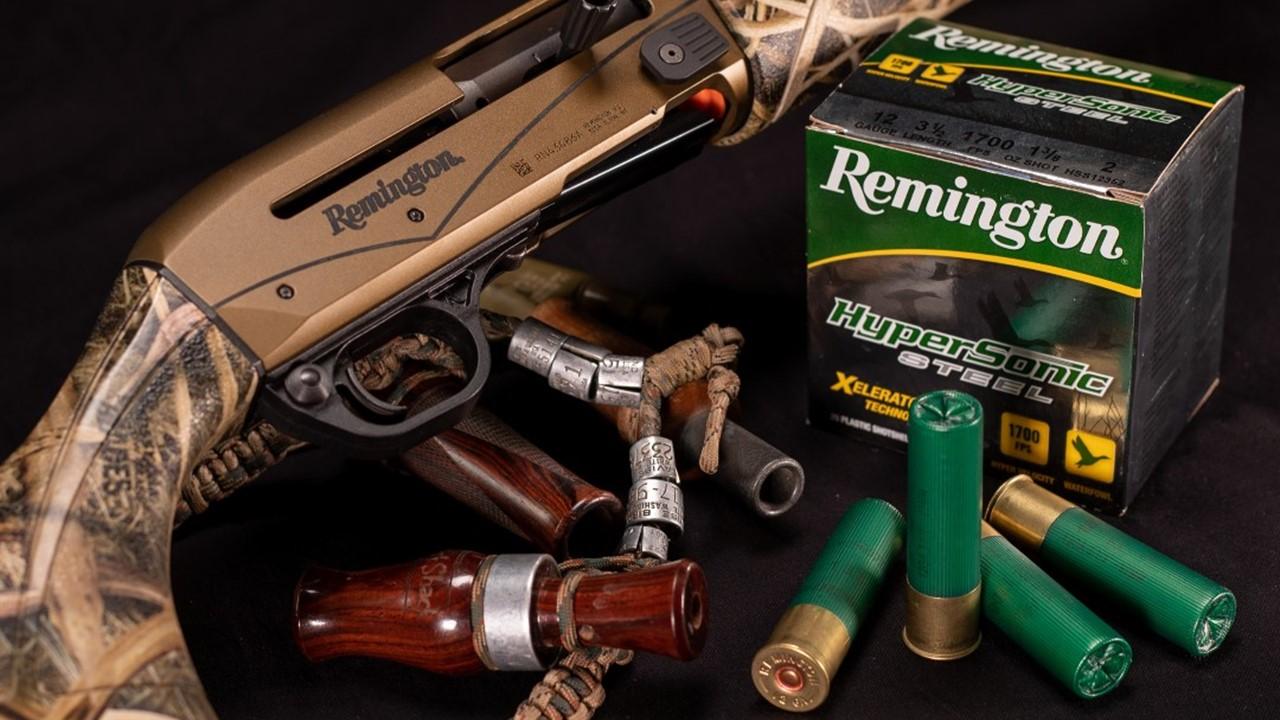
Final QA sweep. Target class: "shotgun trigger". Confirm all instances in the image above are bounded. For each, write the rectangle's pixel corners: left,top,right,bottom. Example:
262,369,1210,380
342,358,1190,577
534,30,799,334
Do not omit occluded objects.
257,211,545,457
259,294,490,458
342,365,408,418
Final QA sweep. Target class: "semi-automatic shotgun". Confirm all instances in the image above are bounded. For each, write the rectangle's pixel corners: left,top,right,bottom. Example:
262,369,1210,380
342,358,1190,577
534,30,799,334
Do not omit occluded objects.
0,1,963,718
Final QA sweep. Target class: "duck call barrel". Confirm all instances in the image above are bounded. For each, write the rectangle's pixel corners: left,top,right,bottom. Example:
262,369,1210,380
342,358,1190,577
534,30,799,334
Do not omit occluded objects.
677,408,805,517
986,475,1236,656
399,407,624,559
751,498,905,712
904,390,983,660
294,552,708,674
980,522,1132,698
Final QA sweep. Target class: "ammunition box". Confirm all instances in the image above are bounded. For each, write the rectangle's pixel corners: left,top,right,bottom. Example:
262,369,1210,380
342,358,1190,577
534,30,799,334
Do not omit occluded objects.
806,19,1243,512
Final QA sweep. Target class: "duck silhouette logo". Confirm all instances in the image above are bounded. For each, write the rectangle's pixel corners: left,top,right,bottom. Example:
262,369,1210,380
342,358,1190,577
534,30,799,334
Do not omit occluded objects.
1071,435,1110,467
1065,430,1116,484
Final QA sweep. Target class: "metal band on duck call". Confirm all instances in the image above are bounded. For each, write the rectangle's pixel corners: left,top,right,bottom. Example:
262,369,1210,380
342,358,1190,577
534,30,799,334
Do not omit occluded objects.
509,318,645,407
620,436,684,560
476,554,560,671
508,318,569,377
471,555,499,671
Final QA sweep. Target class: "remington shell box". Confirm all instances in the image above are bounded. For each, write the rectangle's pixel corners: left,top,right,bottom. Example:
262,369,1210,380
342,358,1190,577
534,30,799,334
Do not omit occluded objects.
806,20,1243,512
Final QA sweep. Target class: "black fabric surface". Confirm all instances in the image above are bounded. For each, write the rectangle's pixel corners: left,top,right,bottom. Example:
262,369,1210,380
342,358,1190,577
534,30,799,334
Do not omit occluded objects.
3,1,1277,718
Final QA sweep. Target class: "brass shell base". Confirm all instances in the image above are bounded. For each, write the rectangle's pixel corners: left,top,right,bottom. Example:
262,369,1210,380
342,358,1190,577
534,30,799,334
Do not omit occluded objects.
903,582,981,661
985,474,1074,550
751,605,851,712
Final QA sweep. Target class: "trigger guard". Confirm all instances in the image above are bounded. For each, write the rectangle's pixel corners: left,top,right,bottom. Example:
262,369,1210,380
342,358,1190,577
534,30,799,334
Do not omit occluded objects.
260,298,491,458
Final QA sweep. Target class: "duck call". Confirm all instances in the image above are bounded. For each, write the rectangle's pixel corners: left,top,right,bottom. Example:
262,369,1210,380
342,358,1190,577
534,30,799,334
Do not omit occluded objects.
401,407,624,559
295,552,708,674
184,405,622,559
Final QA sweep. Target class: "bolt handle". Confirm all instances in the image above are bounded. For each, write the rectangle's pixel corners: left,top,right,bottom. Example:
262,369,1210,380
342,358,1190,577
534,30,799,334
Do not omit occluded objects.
560,0,618,57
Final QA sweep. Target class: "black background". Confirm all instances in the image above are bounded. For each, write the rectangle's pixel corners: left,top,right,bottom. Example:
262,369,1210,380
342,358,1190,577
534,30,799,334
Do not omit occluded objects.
3,1,1278,718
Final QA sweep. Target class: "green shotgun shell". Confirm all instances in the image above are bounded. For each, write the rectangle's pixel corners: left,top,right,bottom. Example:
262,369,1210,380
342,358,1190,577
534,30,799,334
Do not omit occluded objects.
751,498,905,712
981,522,1133,698
987,475,1236,656
904,390,983,660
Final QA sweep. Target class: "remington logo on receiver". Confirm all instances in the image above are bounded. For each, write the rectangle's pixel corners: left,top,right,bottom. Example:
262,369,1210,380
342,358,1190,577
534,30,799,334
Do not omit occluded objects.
322,150,466,235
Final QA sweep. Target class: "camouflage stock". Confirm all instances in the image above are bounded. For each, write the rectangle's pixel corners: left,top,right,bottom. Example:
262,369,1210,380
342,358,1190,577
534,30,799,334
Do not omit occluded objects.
712,0,969,144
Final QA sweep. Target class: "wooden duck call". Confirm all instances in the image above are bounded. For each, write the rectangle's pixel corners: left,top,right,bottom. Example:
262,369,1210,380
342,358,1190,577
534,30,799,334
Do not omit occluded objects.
401,407,624,559
294,552,708,675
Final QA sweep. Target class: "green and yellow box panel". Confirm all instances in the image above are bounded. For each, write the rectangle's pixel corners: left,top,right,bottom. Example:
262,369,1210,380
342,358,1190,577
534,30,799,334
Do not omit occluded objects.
807,19,1243,512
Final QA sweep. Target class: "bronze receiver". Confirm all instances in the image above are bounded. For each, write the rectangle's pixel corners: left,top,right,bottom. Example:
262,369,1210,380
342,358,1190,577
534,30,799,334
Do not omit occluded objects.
0,1,964,718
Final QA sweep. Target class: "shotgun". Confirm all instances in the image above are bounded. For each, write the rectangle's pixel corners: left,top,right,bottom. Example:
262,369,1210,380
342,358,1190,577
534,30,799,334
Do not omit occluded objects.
0,1,965,717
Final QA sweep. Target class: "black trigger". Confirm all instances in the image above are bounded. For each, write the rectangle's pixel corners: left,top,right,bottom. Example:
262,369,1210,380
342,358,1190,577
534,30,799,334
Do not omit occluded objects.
343,365,408,418
442,272,475,306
